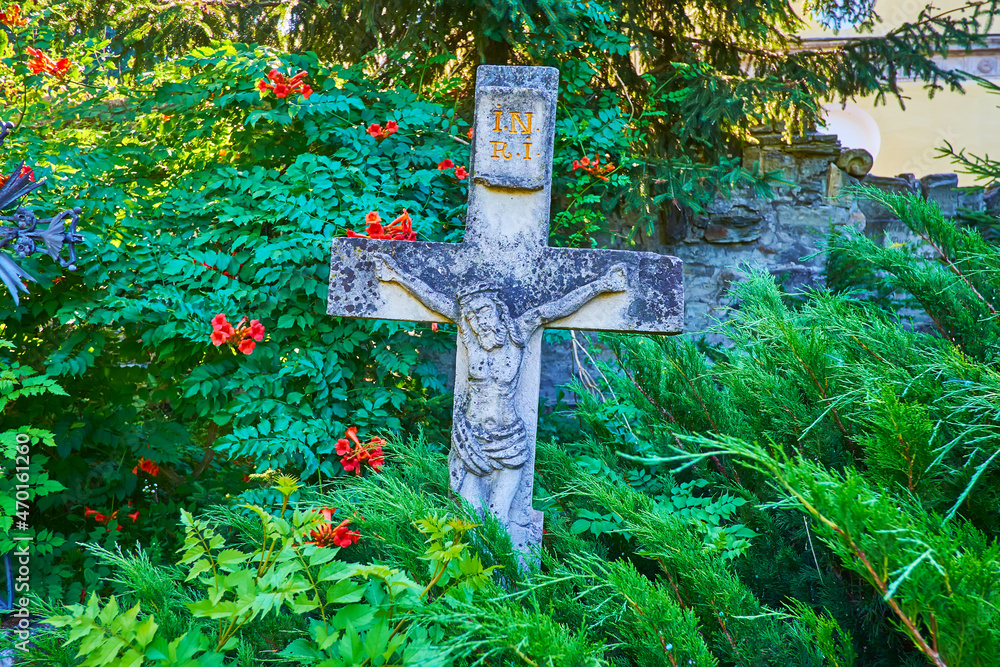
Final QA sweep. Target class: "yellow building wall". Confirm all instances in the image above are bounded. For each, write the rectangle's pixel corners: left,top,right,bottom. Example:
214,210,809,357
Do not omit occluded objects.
858,85,1000,183
795,0,1000,184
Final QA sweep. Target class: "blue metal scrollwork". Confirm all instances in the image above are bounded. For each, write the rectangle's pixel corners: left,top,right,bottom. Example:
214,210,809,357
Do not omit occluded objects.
0,121,84,306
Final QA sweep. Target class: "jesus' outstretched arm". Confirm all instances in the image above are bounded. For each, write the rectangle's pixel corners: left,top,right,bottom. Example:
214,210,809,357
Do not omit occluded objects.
372,253,459,322
518,263,629,335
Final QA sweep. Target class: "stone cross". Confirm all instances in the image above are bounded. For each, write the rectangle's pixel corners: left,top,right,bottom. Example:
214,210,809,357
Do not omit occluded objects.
327,65,683,556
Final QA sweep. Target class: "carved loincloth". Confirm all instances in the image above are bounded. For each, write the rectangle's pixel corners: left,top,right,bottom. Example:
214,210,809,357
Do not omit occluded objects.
452,411,529,476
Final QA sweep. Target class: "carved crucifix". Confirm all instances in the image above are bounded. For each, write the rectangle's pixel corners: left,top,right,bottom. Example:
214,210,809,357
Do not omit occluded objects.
327,66,683,557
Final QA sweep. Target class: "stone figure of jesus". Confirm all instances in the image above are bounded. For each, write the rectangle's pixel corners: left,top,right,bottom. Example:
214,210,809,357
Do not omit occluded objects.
373,253,629,529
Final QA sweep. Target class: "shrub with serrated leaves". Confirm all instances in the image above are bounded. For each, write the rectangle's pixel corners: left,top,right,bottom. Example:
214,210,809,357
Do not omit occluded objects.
42,476,493,666
0,38,478,600
0,343,68,563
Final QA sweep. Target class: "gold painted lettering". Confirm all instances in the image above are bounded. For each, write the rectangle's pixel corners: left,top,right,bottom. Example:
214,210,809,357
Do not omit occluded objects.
493,107,503,132
490,141,513,160
510,112,533,134
522,142,532,160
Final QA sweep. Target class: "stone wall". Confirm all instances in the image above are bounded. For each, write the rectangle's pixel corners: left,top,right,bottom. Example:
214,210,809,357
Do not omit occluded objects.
602,129,997,334
535,129,998,403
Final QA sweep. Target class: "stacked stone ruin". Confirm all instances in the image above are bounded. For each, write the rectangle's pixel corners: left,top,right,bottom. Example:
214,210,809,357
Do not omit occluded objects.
606,128,1000,333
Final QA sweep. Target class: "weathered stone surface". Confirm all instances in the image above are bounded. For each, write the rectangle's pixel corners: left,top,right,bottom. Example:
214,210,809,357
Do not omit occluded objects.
847,210,866,231
984,185,1000,214
826,163,860,201
697,197,766,244
327,65,684,560
919,173,959,217
858,175,918,222
744,144,796,175
958,187,985,213
703,223,761,243
836,148,874,177
598,128,973,341
772,266,823,293
659,205,690,243
776,204,850,228
773,241,816,266
751,129,841,156
797,157,839,184
792,179,826,206
919,173,957,191
471,67,558,191
328,239,683,333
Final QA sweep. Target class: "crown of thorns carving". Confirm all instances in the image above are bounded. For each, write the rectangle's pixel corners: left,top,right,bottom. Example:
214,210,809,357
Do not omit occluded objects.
0,121,85,306
456,281,502,302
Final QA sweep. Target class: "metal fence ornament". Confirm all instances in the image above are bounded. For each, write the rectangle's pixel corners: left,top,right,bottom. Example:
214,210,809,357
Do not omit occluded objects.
0,121,84,306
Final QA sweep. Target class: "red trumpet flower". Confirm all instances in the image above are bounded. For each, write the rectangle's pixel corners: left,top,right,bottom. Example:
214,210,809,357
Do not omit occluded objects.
0,4,28,27
209,313,265,355
366,120,398,142
258,69,312,100
335,427,385,476
132,457,159,477
306,508,360,549
0,165,34,188
571,154,614,181
26,47,71,78
436,159,468,182
345,209,416,241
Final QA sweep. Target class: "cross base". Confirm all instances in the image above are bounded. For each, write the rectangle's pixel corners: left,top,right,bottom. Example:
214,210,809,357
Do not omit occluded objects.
450,446,544,561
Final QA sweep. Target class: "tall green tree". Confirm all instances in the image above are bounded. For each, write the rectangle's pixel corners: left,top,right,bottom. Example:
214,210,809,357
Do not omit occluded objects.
30,0,1000,211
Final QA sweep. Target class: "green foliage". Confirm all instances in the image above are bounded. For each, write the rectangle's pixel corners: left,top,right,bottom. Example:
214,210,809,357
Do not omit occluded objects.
7,3,1000,664
0,346,68,557
21,0,1000,215
45,481,493,666
570,457,756,559
0,31,469,599
7,0,1000,605
0,342,69,412
293,435,842,666
827,186,1000,360
27,392,990,667
2,0,769,599
567,192,1000,665
48,594,172,667
669,434,1000,667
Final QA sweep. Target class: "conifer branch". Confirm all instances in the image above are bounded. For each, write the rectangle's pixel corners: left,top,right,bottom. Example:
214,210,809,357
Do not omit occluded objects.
620,354,676,424
916,229,998,317
783,330,852,443
620,590,680,661
508,644,539,665
884,1,998,36
656,557,689,609
710,600,748,667
664,356,719,434
776,474,948,667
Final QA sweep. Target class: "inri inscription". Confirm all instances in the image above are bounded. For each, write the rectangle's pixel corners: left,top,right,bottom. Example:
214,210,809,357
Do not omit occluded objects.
327,65,684,561
471,72,556,191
